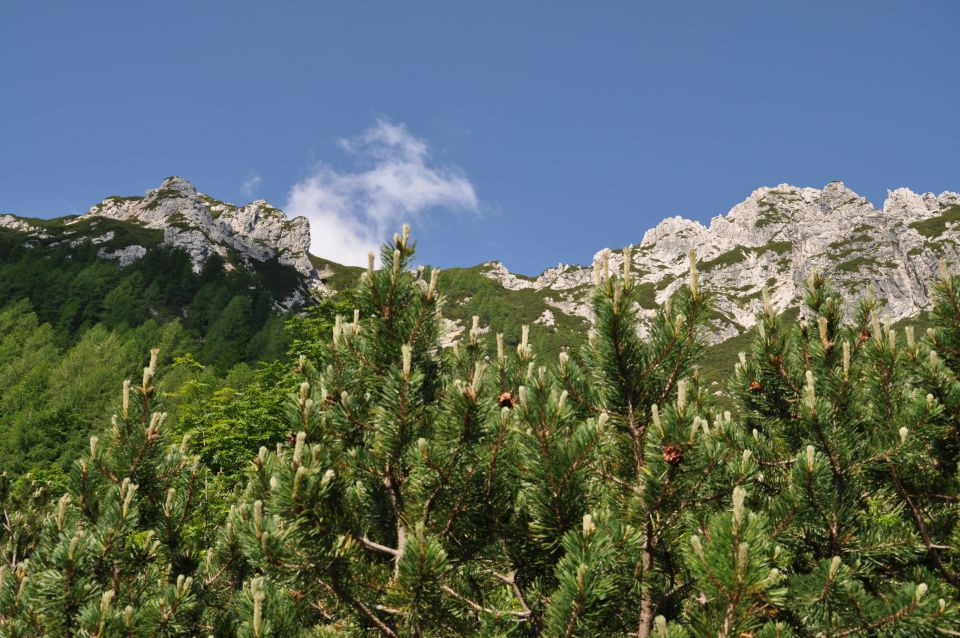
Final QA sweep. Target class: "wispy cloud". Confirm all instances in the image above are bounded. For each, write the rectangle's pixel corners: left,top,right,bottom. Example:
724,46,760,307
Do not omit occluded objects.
241,172,263,198
285,119,479,266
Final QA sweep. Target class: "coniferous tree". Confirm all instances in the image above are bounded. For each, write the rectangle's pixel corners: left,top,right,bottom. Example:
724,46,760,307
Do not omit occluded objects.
0,350,215,637
903,264,960,595
204,238,749,637
658,487,792,638
721,269,960,635
202,226,492,636
537,248,758,637
0,229,957,638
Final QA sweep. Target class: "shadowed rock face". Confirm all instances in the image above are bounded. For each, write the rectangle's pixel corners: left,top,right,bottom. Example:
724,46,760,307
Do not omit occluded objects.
481,182,960,342
77,176,324,305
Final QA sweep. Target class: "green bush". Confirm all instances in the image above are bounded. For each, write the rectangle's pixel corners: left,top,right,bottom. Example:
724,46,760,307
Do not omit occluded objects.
0,232,957,637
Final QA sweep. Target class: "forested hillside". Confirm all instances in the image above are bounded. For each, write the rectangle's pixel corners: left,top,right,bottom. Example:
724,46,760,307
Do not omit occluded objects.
0,228,956,636
0,231,296,366
0,224,363,478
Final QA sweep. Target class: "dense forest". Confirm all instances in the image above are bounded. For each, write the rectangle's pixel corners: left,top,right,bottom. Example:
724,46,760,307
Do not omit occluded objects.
0,228,355,479
0,228,301,368
0,229,958,636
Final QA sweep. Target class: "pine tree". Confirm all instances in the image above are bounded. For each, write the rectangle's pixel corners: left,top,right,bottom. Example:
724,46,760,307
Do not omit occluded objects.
536,248,760,637
0,229,957,637
205,238,753,637
658,486,791,638
724,269,960,635
202,227,511,636
0,349,216,637
903,263,960,596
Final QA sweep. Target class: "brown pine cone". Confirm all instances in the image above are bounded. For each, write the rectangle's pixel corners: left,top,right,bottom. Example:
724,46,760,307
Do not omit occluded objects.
662,444,683,465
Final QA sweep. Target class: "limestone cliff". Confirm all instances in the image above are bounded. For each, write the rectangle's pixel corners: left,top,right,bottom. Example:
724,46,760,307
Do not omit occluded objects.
480,182,960,342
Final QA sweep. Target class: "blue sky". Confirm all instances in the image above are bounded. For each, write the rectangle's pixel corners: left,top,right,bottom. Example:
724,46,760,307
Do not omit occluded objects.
2,2,958,272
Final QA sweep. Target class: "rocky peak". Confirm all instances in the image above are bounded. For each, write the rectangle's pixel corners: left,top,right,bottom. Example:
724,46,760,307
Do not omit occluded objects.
640,216,706,247
881,187,958,219
156,175,198,197
481,180,960,344
818,181,865,214
79,177,324,305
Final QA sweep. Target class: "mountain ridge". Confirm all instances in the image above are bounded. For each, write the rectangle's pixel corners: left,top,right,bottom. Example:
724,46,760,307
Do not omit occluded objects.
2,176,330,308
2,177,958,347
475,180,960,343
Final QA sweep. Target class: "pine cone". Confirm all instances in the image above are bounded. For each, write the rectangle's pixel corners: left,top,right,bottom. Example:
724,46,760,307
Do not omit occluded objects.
498,391,516,408
858,329,870,343
662,444,682,465
749,380,762,392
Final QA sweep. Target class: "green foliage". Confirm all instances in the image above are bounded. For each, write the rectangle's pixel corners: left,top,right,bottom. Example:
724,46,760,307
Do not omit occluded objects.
0,225,302,370
439,264,590,360
725,268,960,635
0,231,958,637
664,488,788,637
755,201,790,229
0,304,195,476
757,240,793,256
285,291,358,365
835,255,897,273
309,254,365,290
172,360,292,477
910,205,960,238
0,352,218,636
699,247,747,271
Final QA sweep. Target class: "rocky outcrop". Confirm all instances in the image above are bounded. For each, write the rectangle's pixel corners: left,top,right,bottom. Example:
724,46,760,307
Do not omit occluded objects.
0,215,49,237
76,177,325,304
484,182,960,343
97,245,147,267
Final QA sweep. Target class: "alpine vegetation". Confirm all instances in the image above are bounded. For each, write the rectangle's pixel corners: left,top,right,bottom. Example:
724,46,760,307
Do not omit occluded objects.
0,228,957,637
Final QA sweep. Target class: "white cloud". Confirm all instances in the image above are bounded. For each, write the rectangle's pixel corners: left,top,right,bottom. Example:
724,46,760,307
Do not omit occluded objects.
285,119,479,266
241,172,263,198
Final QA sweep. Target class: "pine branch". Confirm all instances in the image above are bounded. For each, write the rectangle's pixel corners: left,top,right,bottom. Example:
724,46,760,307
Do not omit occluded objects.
482,414,509,531
358,536,401,557
559,370,602,415
891,466,960,592
772,357,802,395
404,298,434,348
654,454,725,544
440,584,530,620
318,576,398,637
637,518,656,638
493,571,534,619
439,462,480,539
832,598,921,637
802,456,838,554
